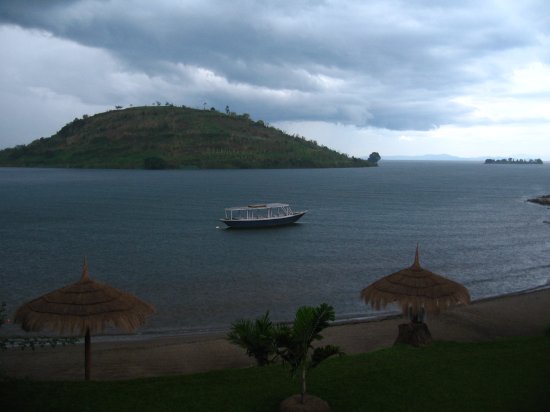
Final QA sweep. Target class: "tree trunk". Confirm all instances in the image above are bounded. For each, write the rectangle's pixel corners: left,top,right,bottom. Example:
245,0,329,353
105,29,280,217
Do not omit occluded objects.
394,322,432,347
301,366,307,404
85,328,91,380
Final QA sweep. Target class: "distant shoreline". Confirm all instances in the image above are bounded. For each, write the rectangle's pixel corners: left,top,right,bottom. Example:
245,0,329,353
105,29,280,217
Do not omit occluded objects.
381,156,549,162
527,195,550,206
485,158,543,165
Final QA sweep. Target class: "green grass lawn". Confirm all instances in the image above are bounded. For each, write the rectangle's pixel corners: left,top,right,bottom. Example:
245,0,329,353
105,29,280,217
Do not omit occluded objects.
2,337,549,412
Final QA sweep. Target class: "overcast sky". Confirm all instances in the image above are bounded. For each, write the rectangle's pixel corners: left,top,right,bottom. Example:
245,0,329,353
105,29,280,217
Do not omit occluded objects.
1,0,549,158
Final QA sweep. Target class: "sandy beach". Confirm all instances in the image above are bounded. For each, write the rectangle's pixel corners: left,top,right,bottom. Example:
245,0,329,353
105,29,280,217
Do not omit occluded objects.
1,288,549,381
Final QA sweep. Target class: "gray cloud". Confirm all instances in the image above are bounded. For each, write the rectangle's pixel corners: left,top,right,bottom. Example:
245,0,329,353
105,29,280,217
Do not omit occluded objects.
0,0,549,149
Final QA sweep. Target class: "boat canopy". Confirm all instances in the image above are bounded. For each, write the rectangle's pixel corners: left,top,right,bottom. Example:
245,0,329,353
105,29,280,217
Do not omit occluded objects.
225,203,290,211
223,203,296,220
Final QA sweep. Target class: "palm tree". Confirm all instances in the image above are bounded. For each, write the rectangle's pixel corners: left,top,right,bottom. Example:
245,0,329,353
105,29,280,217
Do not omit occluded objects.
227,311,279,366
276,303,342,405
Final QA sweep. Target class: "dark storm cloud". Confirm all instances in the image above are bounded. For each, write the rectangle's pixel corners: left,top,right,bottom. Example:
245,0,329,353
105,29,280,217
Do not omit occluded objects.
1,0,548,131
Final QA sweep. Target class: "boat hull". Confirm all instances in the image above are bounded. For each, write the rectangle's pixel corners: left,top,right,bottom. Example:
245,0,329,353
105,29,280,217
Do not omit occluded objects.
220,211,306,228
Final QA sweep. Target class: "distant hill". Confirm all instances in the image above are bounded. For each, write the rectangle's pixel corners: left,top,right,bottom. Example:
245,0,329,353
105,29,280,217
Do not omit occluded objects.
379,154,480,161
0,106,374,169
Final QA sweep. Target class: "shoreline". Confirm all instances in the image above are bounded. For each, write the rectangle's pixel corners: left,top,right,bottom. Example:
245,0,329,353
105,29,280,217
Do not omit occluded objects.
3,285,548,345
48,284,550,344
527,194,550,206
2,287,549,381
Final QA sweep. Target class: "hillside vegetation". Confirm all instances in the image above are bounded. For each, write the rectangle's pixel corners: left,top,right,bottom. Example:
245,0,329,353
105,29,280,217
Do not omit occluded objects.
0,106,375,169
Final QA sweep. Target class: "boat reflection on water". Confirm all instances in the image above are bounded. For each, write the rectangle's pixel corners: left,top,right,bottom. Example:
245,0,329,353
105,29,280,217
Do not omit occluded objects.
220,203,307,229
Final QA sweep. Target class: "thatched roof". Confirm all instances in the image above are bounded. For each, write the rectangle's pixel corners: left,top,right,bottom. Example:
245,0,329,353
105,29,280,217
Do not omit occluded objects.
361,247,470,315
15,259,155,335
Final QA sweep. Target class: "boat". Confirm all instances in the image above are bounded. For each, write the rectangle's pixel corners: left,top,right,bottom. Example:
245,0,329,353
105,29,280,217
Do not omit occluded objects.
220,203,307,228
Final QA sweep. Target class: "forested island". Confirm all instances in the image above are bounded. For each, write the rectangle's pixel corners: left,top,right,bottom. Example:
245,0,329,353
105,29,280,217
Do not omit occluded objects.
0,106,378,170
484,158,543,164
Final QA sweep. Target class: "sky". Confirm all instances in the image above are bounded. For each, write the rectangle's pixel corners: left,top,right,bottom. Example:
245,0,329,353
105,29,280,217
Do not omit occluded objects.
0,0,549,159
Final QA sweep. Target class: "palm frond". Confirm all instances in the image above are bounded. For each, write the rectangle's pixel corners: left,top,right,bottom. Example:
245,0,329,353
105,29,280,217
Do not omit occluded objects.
310,344,343,369
293,303,335,346
227,312,278,366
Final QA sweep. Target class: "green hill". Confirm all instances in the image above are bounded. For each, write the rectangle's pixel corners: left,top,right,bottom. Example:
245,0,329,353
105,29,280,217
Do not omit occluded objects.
0,106,376,169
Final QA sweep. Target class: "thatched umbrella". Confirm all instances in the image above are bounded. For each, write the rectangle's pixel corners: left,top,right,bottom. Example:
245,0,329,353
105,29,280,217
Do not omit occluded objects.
15,258,155,380
361,246,470,344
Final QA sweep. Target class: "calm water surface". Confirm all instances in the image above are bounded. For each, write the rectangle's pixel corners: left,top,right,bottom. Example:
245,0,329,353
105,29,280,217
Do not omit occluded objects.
1,162,549,336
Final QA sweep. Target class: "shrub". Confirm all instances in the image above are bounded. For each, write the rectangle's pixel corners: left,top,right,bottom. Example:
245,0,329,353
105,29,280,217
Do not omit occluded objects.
143,157,168,170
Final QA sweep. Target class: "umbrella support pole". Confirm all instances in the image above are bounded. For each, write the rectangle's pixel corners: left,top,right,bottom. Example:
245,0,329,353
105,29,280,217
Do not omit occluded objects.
85,328,91,380
394,322,432,347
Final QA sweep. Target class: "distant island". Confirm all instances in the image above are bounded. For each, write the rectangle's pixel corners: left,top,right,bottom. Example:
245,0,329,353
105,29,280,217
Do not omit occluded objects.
0,105,379,170
527,195,550,206
484,158,543,164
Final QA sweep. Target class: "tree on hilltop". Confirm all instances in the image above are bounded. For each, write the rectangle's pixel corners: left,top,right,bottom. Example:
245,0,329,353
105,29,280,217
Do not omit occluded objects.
368,152,381,164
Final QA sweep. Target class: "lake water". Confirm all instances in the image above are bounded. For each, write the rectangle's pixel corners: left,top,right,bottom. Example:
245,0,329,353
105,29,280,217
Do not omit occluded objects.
1,162,549,337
